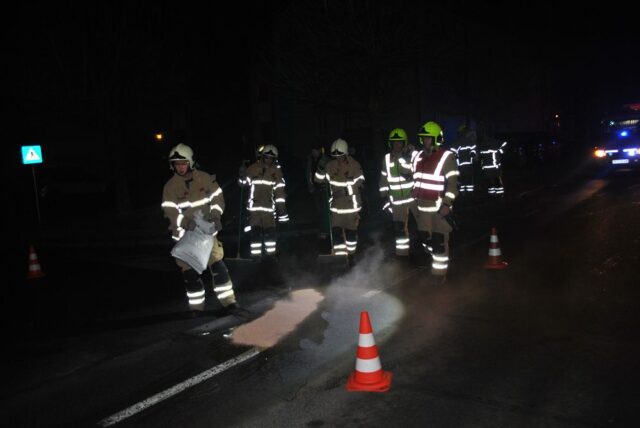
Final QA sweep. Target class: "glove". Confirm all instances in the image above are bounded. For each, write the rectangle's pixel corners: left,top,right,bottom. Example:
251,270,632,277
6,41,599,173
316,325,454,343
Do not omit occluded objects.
437,204,451,217
277,209,289,223
438,205,458,231
210,217,222,233
184,218,197,231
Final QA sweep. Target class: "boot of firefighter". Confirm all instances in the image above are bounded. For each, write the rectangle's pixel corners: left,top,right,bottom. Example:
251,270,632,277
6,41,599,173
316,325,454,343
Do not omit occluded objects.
345,229,358,267
393,221,410,257
209,260,237,308
429,232,448,282
263,227,277,261
332,227,348,256
182,269,206,313
249,226,263,260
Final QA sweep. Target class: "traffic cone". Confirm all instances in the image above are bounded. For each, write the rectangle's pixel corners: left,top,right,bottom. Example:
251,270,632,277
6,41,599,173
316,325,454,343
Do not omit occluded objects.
346,311,392,392
484,227,508,269
26,245,45,279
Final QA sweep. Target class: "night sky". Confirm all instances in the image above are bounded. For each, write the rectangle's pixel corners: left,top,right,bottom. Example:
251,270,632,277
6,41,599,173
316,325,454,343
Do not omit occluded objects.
6,1,639,218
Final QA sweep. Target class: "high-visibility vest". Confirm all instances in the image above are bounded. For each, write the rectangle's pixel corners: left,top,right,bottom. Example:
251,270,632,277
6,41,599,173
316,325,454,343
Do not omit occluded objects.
379,152,414,206
411,150,455,201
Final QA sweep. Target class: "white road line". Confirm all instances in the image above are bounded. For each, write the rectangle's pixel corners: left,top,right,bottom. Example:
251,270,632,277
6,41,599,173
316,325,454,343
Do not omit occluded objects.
97,347,261,427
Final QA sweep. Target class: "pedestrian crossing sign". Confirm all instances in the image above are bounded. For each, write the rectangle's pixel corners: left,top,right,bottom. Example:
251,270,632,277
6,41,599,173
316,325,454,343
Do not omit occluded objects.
21,145,43,165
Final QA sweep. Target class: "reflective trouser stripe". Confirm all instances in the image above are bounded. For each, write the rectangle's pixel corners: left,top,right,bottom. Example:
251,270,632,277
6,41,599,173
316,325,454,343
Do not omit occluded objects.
432,253,449,274
214,280,236,305
264,241,276,254
333,243,348,256
187,289,205,306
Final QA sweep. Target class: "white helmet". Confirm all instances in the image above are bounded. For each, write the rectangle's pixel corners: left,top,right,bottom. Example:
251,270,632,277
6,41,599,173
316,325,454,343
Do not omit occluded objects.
330,138,348,157
168,144,195,169
261,144,278,158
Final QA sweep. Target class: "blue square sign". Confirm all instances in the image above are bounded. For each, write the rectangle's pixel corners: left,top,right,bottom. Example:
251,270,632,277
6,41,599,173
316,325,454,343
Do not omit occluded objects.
21,145,43,165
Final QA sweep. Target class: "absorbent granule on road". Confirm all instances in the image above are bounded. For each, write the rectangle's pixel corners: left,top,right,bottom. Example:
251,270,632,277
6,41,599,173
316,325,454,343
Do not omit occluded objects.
231,288,324,348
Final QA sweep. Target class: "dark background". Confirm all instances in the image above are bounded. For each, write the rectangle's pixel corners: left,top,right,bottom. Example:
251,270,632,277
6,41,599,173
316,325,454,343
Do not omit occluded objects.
5,1,639,240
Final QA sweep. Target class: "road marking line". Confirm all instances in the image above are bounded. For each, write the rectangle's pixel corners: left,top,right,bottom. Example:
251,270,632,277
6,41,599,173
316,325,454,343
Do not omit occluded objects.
97,347,261,427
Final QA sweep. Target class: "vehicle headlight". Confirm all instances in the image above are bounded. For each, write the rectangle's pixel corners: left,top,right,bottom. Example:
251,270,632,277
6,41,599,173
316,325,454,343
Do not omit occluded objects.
594,149,606,158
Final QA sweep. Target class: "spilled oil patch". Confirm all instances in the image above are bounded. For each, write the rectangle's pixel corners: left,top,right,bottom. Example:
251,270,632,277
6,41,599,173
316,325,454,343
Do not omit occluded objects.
231,289,324,348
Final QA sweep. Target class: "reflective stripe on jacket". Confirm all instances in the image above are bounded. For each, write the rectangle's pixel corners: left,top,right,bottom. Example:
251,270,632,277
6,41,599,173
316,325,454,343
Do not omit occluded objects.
239,161,286,213
379,152,414,206
411,149,459,207
314,155,365,214
162,170,224,241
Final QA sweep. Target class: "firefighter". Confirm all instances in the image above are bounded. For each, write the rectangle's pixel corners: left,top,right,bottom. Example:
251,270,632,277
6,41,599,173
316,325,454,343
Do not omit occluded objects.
478,134,507,196
450,125,477,194
161,144,240,315
306,145,331,237
411,122,460,283
314,138,365,264
238,144,288,260
379,128,417,257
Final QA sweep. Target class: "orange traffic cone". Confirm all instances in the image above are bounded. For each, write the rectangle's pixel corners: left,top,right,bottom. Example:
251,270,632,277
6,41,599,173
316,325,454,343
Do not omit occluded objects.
484,227,508,269
26,245,45,279
346,311,392,392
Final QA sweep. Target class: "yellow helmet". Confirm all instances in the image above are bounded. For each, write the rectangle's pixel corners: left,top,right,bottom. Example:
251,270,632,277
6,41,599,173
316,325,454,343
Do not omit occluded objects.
388,128,408,148
417,121,444,147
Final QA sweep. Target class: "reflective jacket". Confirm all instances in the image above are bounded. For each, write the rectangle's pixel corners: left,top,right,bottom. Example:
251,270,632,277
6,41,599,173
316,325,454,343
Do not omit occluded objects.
314,156,365,214
162,170,224,241
379,152,414,208
450,136,477,167
239,161,287,219
479,138,507,170
411,149,459,211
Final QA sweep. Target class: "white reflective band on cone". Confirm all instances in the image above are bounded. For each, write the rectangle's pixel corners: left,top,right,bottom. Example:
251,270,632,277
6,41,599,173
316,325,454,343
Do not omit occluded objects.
355,357,382,373
490,235,498,243
489,248,502,256
358,333,375,346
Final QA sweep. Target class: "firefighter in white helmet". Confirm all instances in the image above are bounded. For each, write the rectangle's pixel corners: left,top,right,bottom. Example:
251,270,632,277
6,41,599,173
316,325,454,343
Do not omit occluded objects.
411,122,460,284
379,128,418,257
238,144,288,259
314,138,365,264
161,144,240,316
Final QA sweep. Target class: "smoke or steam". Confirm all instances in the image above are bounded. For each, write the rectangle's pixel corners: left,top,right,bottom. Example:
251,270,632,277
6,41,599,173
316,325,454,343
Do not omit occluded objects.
230,241,406,349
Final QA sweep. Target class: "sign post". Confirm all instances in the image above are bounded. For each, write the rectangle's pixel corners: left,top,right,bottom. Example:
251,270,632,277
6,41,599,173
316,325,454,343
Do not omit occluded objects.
21,145,44,225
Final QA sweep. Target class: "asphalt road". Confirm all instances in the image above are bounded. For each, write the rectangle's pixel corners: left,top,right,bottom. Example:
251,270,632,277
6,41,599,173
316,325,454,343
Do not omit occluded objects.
2,163,639,427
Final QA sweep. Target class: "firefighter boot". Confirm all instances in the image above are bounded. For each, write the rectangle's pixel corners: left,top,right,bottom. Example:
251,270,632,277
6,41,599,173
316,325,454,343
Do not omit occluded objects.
182,269,206,315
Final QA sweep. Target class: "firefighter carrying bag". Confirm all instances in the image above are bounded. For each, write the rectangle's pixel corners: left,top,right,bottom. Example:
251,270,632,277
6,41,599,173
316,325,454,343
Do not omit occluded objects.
171,211,218,274
171,228,214,274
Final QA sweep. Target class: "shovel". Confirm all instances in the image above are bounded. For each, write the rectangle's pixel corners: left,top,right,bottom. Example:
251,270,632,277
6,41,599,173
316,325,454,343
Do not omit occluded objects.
316,179,349,268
